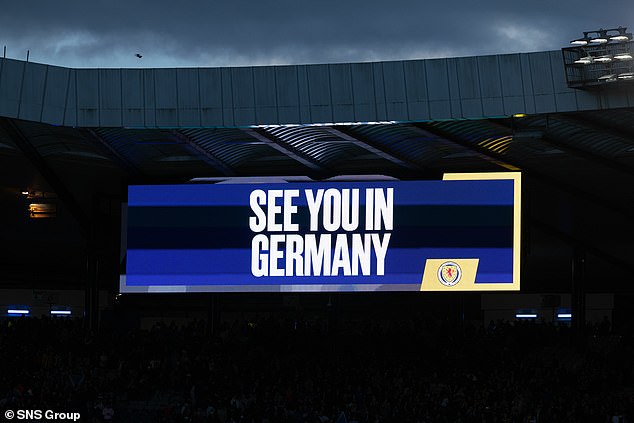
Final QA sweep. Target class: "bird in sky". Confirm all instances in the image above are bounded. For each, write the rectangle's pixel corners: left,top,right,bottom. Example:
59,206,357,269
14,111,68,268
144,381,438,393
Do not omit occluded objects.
135,53,142,58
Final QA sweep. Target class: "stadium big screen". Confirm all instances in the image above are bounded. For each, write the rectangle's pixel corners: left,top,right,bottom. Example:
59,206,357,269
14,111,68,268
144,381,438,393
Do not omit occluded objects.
121,172,520,293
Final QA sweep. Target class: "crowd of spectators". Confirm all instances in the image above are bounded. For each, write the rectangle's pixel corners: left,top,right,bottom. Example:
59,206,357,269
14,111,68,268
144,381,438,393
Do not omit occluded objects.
0,313,632,422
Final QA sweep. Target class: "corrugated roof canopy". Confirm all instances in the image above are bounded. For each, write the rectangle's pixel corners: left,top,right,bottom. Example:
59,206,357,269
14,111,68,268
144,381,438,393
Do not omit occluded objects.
3,108,634,291
3,108,634,184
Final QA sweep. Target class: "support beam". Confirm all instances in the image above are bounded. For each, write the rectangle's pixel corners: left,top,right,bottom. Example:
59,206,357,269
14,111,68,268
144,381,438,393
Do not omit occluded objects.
170,130,235,176
408,124,518,171
0,118,90,237
495,118,634,178
242,128,326,174
571,248,586,347
562,112,634,145
322,126,420,171
85,252,99,333
415,122,632,219
531,219,633,271
82,128,144,177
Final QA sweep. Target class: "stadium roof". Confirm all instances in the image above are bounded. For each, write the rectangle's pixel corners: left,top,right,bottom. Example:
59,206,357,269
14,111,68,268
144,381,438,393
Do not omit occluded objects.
1,51,634,292
1,51,634,127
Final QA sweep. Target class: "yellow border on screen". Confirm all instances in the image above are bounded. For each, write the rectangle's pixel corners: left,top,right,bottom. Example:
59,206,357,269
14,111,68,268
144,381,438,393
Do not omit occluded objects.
431,172,521,291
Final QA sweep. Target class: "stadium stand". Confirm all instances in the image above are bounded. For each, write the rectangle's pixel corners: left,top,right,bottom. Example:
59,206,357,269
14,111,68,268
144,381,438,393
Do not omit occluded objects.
1,44,634,422
0,315,632,422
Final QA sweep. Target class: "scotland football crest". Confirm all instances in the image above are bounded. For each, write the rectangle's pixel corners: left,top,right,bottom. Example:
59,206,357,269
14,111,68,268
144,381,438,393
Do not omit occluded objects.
437,261,462,287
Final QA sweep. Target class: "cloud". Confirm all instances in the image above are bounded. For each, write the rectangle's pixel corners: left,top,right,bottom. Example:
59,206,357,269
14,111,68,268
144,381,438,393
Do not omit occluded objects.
0,0,632,68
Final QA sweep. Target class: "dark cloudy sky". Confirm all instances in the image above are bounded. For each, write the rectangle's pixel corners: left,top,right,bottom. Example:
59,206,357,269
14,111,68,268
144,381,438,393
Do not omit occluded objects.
2,1,633,68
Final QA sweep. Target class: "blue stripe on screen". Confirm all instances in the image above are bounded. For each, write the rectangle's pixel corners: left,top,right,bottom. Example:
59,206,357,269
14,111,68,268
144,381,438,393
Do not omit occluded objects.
125,272,513,287
126,247,513,285
129,180,514,207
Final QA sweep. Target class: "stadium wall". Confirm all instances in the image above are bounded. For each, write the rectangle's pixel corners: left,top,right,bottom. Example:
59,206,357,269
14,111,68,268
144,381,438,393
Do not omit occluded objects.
1,52,633,128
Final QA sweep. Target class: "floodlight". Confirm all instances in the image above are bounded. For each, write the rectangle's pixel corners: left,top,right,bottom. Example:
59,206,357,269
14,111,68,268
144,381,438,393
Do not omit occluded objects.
564,27,634,88
598,74,617,81
28,203,56,219
570,38,589,46
614,53,633,60
594,55,612,63
609,27,632,42
515,313,538,319
7,309,30,315
574,56,594,64
50,310,72,316
589,29,610,44
590,37,609,44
